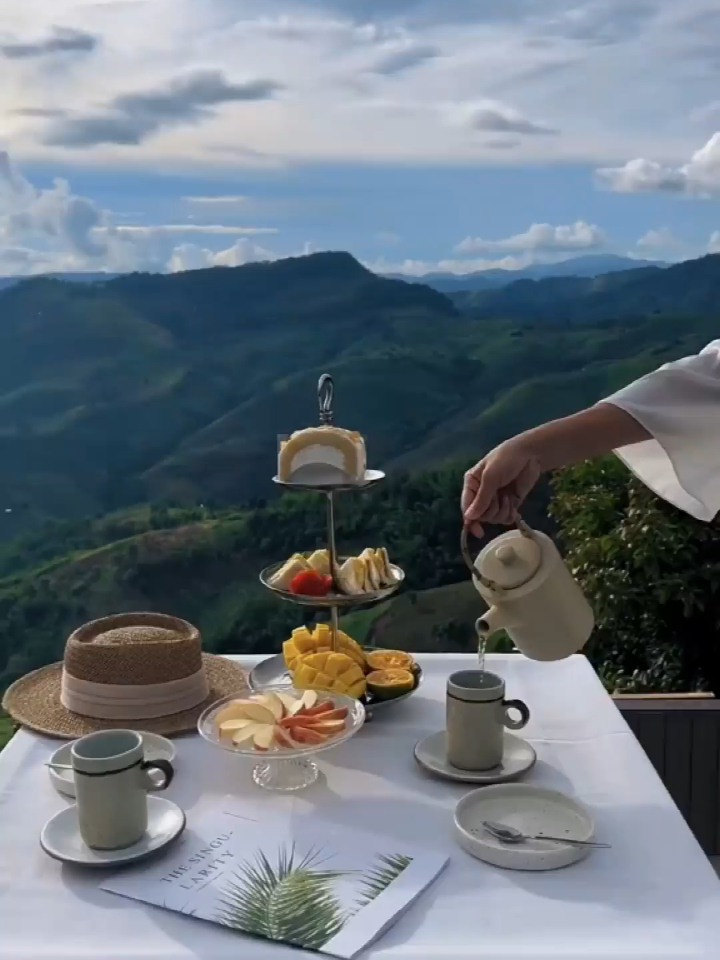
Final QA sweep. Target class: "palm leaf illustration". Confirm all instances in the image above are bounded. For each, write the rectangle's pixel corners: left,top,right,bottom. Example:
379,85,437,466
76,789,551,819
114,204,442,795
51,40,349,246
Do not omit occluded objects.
354,853,413,910
215,843,349,950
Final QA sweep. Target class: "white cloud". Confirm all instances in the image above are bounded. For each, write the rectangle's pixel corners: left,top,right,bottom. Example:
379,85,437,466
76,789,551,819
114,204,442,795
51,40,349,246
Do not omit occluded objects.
596,132,720,195
636,226,679,248
0,151,285,276
366,254,527,276
167,239,277,272
182,195,248,204
110,224,278,236
455,221,606,254
708,231,720,253
4,0,720,170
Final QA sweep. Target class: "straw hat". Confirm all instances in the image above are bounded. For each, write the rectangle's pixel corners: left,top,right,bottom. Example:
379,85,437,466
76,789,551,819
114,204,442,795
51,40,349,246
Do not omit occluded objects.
2,612,249,739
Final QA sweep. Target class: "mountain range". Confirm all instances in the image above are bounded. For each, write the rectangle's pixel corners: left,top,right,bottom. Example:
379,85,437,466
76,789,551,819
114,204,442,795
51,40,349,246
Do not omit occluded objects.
386,254,668,292
1,249,718,545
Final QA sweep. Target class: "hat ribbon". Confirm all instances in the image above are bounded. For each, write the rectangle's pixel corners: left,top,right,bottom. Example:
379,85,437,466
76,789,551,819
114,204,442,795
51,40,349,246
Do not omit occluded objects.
60,667,210,720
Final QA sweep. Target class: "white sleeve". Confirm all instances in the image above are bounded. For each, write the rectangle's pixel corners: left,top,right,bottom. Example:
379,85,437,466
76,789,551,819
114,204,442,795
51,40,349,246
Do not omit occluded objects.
602,339,720,521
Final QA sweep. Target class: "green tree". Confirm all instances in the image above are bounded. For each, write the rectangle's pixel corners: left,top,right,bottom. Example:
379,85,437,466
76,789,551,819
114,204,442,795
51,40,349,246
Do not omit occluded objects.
550,457,720,693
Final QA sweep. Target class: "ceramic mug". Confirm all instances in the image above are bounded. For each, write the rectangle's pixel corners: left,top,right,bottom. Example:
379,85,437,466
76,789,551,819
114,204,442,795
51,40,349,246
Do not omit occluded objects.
446,670,530,771
71,729,174,850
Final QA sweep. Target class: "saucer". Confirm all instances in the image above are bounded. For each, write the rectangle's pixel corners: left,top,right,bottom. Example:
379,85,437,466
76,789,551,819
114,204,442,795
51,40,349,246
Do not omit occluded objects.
40,796,186,867
414,731,536,784
454,783,596,871
48,732,176,799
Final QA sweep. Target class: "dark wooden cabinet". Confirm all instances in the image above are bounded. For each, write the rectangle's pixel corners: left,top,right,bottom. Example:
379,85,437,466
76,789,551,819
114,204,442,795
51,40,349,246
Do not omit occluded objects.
617,698,720,855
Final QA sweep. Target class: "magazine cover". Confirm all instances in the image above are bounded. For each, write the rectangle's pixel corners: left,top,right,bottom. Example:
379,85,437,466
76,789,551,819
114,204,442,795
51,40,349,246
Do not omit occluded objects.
101,806,448,958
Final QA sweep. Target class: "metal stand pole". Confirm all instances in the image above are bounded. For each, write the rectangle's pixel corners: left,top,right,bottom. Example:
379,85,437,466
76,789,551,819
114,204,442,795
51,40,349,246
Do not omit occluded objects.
326,490,339,653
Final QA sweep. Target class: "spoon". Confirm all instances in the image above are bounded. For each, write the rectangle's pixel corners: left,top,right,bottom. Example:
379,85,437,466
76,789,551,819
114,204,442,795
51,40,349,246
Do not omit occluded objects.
482,820,611,849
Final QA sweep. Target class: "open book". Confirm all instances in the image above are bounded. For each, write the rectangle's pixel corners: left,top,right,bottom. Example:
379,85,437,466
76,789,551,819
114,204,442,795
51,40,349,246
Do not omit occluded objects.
101,803,448,958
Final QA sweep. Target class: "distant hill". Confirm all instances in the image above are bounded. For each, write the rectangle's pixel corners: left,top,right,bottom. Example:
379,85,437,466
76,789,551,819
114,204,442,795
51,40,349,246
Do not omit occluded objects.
451,253,720,321
0,271,118,293
387,254,668,293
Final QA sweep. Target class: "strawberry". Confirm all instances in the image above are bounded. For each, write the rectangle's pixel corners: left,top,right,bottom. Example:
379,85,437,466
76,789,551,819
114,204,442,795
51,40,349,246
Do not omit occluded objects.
288,571,333,597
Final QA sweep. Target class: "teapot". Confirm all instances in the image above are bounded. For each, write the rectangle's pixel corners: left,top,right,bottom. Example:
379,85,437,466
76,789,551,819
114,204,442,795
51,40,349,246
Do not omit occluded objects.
461,517,594,662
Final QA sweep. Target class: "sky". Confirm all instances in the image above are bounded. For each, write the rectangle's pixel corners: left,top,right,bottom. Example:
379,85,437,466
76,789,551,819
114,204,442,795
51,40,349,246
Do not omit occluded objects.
3,0,720,276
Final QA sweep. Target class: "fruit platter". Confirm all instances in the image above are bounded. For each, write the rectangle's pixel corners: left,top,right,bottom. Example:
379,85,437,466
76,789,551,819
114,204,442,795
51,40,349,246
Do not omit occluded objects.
198,686,365,791
249,623,423,715
260,546,405,608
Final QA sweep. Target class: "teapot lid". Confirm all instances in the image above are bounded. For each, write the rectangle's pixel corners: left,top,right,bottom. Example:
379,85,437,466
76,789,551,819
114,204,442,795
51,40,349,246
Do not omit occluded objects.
476,529,542,590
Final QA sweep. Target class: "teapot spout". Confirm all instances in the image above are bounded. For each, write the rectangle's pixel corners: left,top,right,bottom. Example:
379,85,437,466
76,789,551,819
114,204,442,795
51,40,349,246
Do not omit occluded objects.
475,606,504,638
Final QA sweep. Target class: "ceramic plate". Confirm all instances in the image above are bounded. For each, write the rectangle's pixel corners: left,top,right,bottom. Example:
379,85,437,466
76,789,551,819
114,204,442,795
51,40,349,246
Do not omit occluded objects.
414,731,536,785
40,796,186,867
48,732,176,799
454,784,596,871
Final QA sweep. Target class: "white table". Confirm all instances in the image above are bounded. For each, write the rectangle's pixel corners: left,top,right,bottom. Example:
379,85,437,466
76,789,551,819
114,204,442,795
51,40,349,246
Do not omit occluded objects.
1,654,719,960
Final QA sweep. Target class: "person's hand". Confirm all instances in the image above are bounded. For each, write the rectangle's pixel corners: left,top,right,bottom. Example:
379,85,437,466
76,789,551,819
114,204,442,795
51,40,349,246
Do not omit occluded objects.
462,438,542,537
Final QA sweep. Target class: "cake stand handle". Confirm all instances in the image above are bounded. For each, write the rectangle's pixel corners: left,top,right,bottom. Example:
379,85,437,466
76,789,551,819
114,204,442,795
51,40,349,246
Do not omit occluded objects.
318,374,334,425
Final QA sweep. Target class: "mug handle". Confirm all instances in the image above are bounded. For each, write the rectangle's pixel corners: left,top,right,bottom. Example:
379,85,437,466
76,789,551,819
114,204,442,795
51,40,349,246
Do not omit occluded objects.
141,758,174,791
502,698,530,731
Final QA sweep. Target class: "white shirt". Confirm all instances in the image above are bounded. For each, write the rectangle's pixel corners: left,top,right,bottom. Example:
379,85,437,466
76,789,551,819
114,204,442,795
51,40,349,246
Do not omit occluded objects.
604,339,720,521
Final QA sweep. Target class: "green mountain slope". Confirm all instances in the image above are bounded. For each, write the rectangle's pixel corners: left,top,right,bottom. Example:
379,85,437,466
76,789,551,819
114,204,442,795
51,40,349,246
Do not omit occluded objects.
1,249,719,543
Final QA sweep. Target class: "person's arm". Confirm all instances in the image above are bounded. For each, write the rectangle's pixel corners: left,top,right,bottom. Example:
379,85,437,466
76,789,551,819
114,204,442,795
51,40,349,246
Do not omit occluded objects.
510,403,651,472
462,404,649,534
463,338,720,533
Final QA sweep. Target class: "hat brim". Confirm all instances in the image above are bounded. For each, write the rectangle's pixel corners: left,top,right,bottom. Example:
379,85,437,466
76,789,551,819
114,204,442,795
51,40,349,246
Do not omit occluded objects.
2,654,250,739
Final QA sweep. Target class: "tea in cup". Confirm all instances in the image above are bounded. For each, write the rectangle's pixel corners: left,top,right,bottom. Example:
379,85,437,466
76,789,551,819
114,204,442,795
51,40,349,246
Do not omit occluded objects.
446,670,529,771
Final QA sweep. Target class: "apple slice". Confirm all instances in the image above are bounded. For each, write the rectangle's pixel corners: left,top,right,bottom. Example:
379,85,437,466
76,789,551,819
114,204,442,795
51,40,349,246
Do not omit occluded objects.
215,700,254,726
290,726,330,746
305,707,348,722
225,700,277,724
255,692,284,722
252,724,275,751
218,718,253,738
303,719,346,736
274,726,300,749
232,722,262,746
297,690,318,713
276,691,299,715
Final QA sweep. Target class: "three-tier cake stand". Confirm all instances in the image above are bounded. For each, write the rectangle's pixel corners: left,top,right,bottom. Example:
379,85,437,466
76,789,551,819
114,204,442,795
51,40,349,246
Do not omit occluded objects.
250,374,422,714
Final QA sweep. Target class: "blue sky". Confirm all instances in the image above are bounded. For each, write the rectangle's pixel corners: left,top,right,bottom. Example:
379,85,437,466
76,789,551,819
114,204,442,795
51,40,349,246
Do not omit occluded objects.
3,0,720,275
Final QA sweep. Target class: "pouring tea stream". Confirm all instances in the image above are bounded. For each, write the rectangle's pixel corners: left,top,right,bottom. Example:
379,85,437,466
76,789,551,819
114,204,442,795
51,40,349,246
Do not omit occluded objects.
461,518,594,662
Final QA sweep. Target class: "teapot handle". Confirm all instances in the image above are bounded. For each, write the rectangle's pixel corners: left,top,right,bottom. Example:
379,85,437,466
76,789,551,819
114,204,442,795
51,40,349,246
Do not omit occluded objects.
461,514,536,592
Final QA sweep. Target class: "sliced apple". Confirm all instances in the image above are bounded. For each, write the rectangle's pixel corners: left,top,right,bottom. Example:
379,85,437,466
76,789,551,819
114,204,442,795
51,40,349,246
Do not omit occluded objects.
232,722,262,745
215,700,254,726
256,692,284,722
219,718,254,738
230,700,277,724
252,724,275,751
290,726,330,745
305,706,348,722
276,691,299,715
274,726,300,749
300,689,318,711
303,719,346,735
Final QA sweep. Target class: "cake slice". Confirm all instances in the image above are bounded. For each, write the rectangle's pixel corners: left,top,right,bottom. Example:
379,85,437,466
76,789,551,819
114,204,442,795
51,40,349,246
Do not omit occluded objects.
278,426,366,484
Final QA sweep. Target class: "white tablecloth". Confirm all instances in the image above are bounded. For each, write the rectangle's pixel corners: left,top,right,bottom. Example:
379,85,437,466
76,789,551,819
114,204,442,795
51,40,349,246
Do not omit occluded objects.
1,654,719,960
